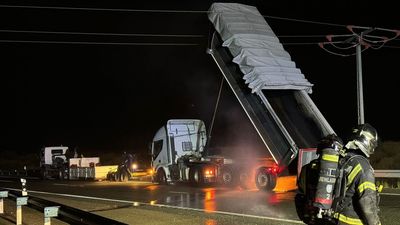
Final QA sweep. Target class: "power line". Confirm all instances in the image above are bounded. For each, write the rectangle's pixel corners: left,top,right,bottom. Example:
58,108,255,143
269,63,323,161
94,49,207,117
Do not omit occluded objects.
278,34,339,38
1,38,398,49
282,41,345,45
0,4,208,14
263,15,346,28
0,39,199,46
0,29,345,39
0,29,205,38
1,29,397,45
0,4,389,30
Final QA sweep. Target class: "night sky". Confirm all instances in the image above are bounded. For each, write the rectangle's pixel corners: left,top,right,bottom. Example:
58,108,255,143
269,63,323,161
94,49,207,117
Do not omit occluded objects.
1,1,399,158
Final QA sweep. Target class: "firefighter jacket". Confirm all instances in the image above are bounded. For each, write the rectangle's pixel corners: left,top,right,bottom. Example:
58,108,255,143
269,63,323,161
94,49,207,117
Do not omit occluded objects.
334,151,381,225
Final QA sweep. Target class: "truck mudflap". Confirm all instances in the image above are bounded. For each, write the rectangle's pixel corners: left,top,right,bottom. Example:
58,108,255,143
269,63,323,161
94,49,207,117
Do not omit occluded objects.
208,30,334,169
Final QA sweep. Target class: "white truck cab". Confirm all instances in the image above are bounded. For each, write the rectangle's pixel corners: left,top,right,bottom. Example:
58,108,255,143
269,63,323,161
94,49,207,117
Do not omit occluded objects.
151,119,207,183
40,146,69,179
40,146,69,167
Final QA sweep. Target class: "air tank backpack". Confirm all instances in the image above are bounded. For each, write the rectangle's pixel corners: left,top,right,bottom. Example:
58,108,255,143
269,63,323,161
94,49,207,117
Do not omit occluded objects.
296,149,370,224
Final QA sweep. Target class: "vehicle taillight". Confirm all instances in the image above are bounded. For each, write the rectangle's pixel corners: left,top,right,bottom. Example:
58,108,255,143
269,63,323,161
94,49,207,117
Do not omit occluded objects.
267,165,279,175
204,168,215,177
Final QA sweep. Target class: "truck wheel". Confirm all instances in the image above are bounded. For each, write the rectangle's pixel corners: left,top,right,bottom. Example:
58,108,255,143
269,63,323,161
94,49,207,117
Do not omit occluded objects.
58,170,64,180
220,167,237,187
157,168,167,185
120,171,129,182
255,168,276,191
269,174,277,190
112,172,118,181
189,166,203,186
40,168,47,180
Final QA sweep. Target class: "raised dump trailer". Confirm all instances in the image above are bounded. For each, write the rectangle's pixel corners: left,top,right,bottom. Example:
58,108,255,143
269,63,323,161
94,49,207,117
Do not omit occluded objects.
206,3,334,172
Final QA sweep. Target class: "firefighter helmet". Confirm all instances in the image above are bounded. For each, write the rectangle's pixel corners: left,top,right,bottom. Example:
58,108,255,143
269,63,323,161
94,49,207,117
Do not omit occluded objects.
348,123,378,157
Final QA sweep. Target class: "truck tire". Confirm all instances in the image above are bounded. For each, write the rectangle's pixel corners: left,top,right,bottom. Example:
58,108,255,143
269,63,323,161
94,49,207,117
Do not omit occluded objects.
255,168,277,191
220,167,237,187
109,172,118,181
40,167,47,180
58,170,64,180
189,166,204,186
156,168,168,185
119,170,129,182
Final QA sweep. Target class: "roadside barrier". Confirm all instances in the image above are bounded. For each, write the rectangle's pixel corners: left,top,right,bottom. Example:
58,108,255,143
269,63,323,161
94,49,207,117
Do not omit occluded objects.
1,179,128,225
375,170,400,189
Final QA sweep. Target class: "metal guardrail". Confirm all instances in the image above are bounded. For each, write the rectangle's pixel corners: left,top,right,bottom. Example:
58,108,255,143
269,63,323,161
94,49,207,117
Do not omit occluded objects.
375,170,400,178
4,189,127,225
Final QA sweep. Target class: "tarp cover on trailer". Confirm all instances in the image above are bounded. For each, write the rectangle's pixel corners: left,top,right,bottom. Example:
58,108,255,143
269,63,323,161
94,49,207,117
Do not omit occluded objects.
208,3,313,94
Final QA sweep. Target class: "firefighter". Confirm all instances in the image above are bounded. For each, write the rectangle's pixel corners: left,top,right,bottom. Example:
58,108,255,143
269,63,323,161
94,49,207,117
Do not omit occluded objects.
334,123,381,225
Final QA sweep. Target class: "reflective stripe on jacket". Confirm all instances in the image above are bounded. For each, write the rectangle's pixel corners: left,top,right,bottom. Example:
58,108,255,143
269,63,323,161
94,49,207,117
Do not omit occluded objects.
336,152,381,225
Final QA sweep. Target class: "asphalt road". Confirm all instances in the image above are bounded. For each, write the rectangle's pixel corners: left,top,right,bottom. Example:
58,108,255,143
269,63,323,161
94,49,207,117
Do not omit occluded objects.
0,177,399,225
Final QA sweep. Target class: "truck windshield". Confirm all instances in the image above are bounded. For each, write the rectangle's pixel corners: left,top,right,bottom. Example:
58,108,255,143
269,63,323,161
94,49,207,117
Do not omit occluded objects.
51,149,64,155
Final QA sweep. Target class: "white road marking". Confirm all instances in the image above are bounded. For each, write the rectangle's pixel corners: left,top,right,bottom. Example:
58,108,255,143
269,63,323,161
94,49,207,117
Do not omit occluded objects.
53,183,84,187
3,188,303,224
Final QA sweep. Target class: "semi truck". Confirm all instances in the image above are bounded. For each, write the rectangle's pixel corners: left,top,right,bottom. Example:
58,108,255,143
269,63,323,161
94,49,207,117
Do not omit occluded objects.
40,146,70,179
151,119,279,190
151,3,336,191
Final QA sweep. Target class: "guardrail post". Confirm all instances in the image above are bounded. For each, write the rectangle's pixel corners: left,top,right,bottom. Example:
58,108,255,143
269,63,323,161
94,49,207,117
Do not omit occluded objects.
44,206,59,225
20,178,28,196
16,197,28,225
0,191,8,214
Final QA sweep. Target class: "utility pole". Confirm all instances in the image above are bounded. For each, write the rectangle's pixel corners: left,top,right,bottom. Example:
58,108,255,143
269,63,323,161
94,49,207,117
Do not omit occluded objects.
320,26,399,125
355,38,364,124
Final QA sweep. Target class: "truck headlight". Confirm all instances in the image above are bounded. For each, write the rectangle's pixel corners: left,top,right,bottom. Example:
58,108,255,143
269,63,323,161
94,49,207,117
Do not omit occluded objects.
131,164,138,170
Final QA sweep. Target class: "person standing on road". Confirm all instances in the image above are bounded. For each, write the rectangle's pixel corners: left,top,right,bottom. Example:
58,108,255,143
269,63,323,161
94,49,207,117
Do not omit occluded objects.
295,124,381,225
333,123,381,225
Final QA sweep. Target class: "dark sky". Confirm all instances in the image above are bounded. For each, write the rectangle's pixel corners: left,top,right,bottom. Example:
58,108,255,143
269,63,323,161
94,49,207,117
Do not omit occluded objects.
1,0,399,157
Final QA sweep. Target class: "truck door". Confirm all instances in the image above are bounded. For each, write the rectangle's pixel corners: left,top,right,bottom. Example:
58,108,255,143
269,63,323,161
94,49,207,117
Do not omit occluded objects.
152,138,169,168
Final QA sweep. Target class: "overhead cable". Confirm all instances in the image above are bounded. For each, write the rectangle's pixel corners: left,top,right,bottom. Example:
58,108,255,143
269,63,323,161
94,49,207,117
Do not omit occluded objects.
0,4,371,29
0,29,205,38
0,39,199,46
0,4,208,13
263,15,346,28
1,39,398,49
1,29,348,39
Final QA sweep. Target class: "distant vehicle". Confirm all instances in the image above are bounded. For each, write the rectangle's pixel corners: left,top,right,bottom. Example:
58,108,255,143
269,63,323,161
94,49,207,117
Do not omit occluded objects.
106,153,152,182
40,146,117,181
40,146,69,180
